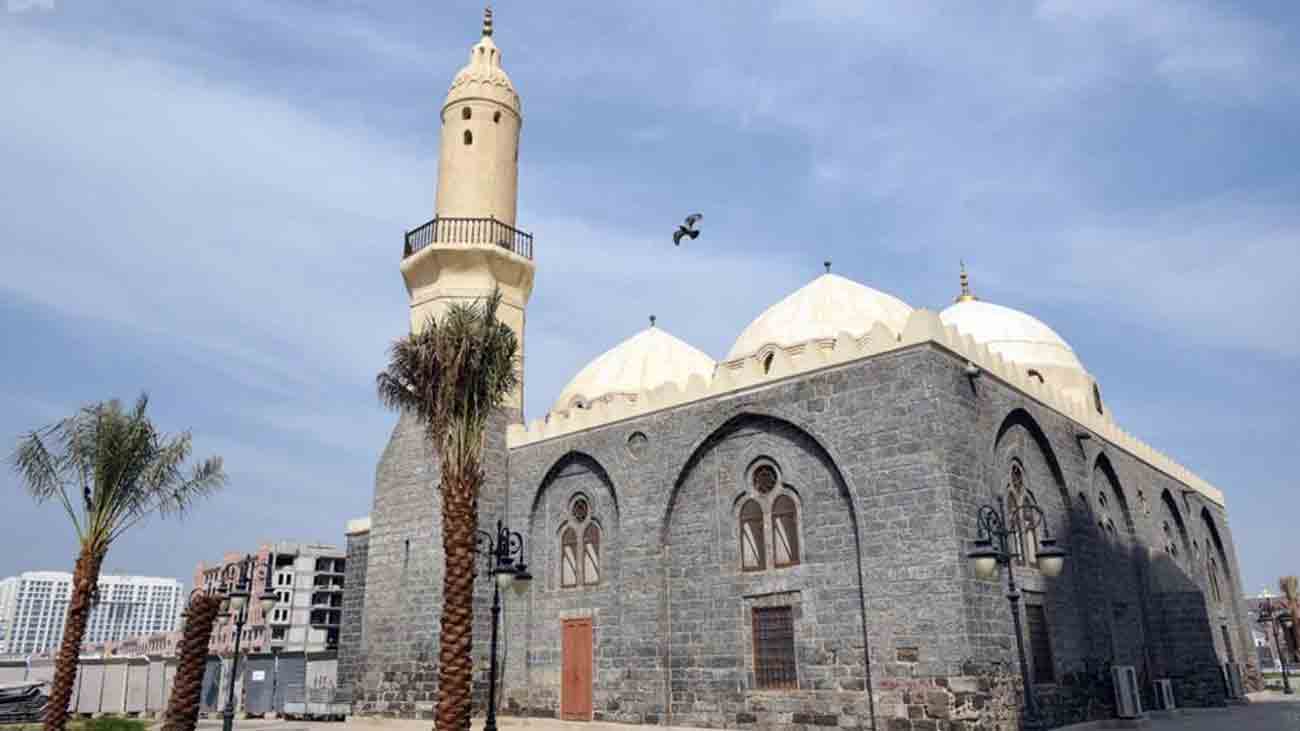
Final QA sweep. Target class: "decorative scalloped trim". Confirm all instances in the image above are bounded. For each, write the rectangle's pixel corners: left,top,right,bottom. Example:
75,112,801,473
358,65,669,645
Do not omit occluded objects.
509,310,1225,506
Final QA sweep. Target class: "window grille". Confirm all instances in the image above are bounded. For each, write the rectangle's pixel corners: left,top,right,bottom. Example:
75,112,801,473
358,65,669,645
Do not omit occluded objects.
752,606,797,689
1025,604,1055,684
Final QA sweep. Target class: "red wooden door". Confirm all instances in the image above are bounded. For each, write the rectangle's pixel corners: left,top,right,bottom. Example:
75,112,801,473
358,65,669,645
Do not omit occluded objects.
561,618,593,720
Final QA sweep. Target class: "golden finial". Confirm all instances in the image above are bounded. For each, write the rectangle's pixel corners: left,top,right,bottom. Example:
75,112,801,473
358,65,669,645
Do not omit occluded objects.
823,260,832,274
649,315,657,328
955,260,978,303
482,6,493,37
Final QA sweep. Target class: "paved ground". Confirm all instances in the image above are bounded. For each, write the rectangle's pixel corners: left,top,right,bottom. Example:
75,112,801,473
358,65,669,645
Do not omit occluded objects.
185,695,1300,731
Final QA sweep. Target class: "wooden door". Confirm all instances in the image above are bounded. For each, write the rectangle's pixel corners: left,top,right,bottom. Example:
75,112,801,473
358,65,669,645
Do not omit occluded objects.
561,618,593,720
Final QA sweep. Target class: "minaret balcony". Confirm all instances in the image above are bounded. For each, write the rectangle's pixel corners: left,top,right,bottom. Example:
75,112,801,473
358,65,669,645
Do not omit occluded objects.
404,216,534,261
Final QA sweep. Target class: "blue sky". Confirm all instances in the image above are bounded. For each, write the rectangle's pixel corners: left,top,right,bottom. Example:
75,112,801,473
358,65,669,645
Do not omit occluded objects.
1,1,1296,596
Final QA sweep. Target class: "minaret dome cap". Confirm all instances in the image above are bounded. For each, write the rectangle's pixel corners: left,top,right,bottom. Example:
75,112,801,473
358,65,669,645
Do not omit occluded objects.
444,7,521,117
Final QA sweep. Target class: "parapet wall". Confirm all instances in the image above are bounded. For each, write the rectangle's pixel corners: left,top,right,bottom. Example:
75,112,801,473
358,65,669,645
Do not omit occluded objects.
508,309,1223,506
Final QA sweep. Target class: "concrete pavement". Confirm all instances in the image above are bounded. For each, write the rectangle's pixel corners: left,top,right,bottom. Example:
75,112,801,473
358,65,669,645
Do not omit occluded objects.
186,695,1300,731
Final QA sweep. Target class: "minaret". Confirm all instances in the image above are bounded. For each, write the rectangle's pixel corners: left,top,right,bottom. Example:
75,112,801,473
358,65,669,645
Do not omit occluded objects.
400,7,535,414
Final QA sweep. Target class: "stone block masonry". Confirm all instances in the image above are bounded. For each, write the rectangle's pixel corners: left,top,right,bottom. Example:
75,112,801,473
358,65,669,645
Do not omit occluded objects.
343,343,1254,730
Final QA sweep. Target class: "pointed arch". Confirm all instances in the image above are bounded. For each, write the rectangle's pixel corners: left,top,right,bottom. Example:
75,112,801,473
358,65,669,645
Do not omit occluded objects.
529,450,620,523
994,408,1066,490
1159,489,1191,558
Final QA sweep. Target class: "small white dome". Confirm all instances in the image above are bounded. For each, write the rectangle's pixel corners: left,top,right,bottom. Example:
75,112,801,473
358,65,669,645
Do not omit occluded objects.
554,324,716,412
726,273,913,361
940,300,1085,373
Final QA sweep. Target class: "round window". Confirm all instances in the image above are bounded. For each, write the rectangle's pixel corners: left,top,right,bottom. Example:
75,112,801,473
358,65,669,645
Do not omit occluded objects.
572,498,589,522
752,464,778,494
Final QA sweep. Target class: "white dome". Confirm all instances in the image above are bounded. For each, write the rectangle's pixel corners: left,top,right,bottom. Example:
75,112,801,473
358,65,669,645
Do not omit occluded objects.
554,324,716,412
940,300,1085,373
726,273,913,361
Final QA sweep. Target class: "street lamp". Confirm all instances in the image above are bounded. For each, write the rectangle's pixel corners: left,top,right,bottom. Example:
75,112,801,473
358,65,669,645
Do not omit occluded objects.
215,555,277,731
1257,596,1294,695
475,519,532,731
967,496,1068,731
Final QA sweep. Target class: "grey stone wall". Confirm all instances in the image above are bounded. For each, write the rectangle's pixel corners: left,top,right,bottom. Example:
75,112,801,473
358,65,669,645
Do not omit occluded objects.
352,341,1253,729
337,527,369,704
351,408,513,719
493,343,1252,730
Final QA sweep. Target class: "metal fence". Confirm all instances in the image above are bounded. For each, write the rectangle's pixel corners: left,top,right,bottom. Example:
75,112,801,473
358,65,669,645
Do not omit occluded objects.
0,650,337,718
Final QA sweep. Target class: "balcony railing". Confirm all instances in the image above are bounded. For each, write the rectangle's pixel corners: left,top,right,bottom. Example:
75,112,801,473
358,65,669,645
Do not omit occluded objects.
403,216,534,260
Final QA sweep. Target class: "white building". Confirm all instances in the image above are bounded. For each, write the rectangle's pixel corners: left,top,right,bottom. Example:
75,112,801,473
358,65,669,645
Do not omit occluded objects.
0,572,184,656
0,577,18,654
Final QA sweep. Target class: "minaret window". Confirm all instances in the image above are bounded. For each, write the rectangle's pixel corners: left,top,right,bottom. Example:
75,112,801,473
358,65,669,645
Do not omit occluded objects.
463,130,473,146
461,106,472,120
762,352,774,375
493,111,502,124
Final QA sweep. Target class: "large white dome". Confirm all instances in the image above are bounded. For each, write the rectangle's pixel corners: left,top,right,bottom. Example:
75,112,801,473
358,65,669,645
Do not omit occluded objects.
554,323,716,412
940,299,1085,373
726,273,913,361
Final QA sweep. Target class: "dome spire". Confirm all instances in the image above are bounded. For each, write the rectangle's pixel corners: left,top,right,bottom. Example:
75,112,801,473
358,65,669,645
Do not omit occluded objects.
482,5,493,37
955,260,978,303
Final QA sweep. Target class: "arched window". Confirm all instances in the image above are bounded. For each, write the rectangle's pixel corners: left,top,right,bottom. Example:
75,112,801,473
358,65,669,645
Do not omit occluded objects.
493,110,502,124
1208,556,1223,604
463,129,473,146
582,523,601,586
772,495,800,568
560,527,578,588
461,106,472,120
1008,462,1037,566
740,499,766,572
762,352,774,375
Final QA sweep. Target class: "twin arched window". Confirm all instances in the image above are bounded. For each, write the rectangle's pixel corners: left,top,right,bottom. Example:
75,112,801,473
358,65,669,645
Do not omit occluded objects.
740,463,801,572
560,497,600,588
1008,462,1038,566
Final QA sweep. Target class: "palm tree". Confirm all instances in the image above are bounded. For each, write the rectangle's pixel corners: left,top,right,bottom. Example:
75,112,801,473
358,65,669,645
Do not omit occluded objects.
9,395,225,731
376,291,519,731
1281,576,1300,660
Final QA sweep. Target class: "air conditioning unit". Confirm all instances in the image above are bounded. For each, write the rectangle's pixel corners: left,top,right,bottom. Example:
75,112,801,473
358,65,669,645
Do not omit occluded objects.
1152,678,1176,711
1112,665,1143,719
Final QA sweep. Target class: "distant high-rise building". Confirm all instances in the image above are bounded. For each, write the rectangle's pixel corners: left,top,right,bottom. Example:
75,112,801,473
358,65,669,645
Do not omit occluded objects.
0,572,184,656
197,541,345,656
0,577,18,654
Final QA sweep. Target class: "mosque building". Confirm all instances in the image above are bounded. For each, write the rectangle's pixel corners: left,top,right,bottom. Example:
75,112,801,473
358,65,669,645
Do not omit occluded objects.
337,10,1256,730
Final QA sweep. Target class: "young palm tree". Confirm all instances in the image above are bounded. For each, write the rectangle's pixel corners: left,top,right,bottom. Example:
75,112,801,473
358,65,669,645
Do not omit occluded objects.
1281,576,1300,658
9,395,225,731
376,291,519,731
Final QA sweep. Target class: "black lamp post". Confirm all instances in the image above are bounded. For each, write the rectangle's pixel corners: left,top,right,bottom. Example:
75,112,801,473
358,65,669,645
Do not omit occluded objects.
1257,596,1294,695
967,496,1068,731
474,519,532,731
215,555,278,731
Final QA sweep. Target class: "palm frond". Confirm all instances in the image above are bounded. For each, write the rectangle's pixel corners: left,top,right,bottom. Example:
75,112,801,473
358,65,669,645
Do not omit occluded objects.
376,289,519,466
9,392,225,552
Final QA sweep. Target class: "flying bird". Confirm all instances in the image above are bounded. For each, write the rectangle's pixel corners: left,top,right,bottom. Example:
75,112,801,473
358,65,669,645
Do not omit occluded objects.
673,213,703,245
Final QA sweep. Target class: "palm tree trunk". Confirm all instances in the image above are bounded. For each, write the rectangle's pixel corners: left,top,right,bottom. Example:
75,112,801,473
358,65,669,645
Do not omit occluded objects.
163,594,223,731
44,544,104,731
435,457,482,731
